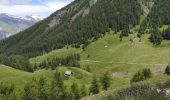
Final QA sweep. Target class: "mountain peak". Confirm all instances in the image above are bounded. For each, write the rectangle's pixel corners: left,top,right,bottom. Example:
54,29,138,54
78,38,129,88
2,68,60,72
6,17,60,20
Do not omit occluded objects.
23,15,43,21
0,13,43,22
0,13,43,39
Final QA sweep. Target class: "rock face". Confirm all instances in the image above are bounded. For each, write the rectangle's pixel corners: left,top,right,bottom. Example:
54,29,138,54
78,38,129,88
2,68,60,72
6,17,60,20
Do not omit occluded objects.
0,13,42,39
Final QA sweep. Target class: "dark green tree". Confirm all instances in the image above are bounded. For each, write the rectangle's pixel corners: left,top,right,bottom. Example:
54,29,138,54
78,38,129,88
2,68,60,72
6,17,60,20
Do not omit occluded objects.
142,68,152,79
37,77,48,100
22,79,38,100
80,85,87,98
50,69,65,100
0,83,15,100
89,77,99,95
100,72,111,91
149,28,163,45
70,82,80,100
131,70,145,83
131,68,152,83
165,64,170,75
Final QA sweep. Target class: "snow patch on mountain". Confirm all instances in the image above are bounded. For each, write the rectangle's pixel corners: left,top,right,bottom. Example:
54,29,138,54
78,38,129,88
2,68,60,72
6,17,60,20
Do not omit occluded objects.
0,13,43,22
0,13,44,40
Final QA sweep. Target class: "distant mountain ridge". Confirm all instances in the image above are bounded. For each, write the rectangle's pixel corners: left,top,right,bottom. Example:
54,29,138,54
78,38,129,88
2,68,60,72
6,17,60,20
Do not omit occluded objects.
0,13,42,39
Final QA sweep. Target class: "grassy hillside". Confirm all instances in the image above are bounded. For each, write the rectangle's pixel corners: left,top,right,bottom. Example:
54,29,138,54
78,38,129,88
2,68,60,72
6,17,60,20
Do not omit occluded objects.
0,64,92,88
1,32,170,89
0,0,170,99
0,32,170,100
80,32,170,88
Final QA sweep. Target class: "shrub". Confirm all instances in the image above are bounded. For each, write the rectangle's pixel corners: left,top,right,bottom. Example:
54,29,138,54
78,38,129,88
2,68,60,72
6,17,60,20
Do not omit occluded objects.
142,68,152,79
131,68,152,83
131,71,145,83
105,83,168,100
149,29,163,45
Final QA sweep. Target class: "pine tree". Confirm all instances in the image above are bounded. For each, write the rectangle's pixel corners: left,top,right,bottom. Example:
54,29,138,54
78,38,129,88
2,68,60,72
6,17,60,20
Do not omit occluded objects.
89,77,99,95
50,69,65,100
0,83,15,100
70,82,80,100
131,71,145,83
142,68,152,79
149,28,163,45
165,64,170,75
100,72,111,91
37,77,48,100
80,85,87,98
22,79,38,100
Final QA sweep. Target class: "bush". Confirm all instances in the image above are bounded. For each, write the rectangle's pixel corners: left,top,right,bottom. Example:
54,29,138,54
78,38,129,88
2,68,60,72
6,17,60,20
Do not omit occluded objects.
105,83,168,100
149,29,163,45
131,68,152,83
142,68,152,79
131,71,145,83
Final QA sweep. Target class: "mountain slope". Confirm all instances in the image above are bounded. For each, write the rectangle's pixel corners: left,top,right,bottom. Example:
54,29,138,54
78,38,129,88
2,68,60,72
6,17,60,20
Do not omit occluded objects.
1,32,170,94
0,13,42,39
139,0,170,35
0,0,143,57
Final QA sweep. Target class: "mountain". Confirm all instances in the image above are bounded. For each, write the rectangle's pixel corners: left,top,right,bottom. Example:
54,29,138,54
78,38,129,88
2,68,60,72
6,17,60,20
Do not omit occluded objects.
0,0,169,70
0,0,170,99
0,0,143,57
0,13,42,39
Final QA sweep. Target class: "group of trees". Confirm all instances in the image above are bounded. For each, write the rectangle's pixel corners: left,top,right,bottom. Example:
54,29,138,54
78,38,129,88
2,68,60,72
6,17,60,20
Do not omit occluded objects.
0,53,80,72
139,0,170,34
89,72,111,95
35,54,80,70
0,83,16,100
149,27,170,45
149,28,163,45
0,54,33,72
139,0,170,44
0,70,87,100
0,70,111,100
162,27,170,40
131,68,152,83
131,64,170,84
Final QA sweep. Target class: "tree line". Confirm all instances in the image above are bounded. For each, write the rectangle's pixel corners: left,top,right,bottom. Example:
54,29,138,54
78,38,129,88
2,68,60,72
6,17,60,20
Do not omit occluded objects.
0,70,111,100
139,0,170,45
1,65,170,99
35,54,81,70
0,54,80,72
149,27,170,45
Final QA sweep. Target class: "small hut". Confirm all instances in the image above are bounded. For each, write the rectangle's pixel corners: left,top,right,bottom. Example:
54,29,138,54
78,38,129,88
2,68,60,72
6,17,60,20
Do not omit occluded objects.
65,71,73,77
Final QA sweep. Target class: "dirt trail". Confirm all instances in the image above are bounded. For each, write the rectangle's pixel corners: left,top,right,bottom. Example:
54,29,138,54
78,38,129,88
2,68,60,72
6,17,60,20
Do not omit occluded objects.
81,60,167,66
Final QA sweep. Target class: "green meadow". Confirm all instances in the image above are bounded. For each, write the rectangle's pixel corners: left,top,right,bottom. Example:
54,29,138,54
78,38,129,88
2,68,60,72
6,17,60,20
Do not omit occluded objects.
1,32,170,90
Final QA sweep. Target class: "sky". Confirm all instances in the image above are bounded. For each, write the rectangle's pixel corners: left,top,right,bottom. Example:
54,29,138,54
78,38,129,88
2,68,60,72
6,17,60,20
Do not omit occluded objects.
0,0,73,18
